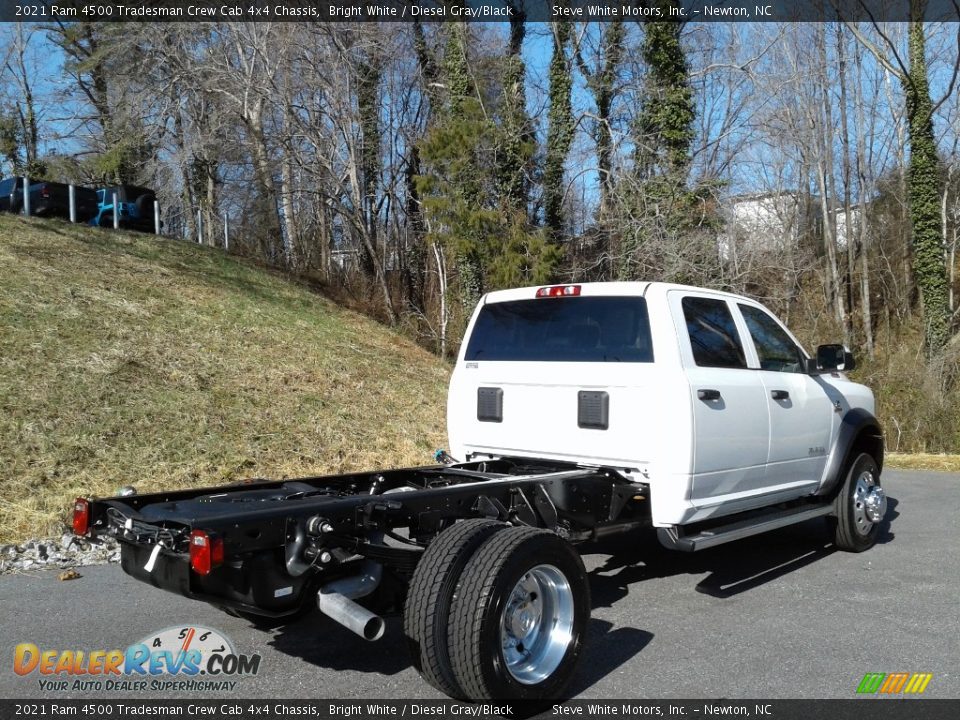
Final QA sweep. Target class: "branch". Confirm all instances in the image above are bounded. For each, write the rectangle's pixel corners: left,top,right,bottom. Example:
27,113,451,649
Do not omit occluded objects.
931,1,960,115
842,20,904,79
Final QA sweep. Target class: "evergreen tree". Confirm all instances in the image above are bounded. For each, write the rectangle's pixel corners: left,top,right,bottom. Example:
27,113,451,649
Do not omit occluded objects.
618,1,716,282
497,4,535,212
415,22,558,319
634,2,694,179
544,21,574,240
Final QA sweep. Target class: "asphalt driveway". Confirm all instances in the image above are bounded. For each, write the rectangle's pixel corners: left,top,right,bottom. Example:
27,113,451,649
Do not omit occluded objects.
1,469,956,700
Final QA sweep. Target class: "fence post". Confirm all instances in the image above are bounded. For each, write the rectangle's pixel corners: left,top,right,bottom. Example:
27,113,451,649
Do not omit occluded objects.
154,200,161,235
197,209,203,245
67,183,77,222
112,192,119,229
68,185,77,223
22,176,30,216
223,212,229,251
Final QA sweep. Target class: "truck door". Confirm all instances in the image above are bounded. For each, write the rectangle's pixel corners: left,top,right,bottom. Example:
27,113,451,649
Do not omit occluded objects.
669,292,771,509
736,302,833,488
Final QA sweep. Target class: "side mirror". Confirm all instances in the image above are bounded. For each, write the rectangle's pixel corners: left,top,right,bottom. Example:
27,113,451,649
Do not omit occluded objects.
813,344,856,373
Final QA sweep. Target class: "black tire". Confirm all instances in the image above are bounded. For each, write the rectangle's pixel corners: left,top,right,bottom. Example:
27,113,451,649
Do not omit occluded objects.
830,452,883,552
134,193,156,218
449,527,590,701
403,519,508,698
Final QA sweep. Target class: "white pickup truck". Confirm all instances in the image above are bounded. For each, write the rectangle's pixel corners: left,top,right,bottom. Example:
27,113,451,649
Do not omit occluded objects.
75,282,886,702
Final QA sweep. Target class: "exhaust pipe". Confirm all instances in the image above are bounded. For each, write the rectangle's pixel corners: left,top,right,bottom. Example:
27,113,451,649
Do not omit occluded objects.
317,561,385,641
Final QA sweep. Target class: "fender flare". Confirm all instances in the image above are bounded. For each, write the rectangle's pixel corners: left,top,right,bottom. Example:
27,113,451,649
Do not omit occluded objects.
816,408,884,497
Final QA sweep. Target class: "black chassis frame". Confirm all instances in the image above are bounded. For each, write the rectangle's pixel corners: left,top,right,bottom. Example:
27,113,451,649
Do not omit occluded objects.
86,457,650,618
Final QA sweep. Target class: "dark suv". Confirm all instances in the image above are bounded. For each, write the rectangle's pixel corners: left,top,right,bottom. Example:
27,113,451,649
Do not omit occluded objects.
0,178,98,221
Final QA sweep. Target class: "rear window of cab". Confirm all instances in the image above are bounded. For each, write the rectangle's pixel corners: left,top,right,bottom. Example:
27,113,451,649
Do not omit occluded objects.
464,297,654,362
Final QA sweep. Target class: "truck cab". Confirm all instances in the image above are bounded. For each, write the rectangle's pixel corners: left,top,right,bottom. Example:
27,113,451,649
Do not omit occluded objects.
448,282,878,528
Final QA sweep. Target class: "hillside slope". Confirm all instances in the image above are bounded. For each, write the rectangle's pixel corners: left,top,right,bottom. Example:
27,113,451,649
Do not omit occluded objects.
0,215,449,542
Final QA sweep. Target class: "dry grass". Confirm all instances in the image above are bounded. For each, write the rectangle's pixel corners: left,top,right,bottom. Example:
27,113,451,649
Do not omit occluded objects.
885,453,960,472
0,214,450,542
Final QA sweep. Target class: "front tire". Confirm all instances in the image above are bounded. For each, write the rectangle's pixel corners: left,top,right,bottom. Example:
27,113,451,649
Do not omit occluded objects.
830,452,885,552
448,527,590,701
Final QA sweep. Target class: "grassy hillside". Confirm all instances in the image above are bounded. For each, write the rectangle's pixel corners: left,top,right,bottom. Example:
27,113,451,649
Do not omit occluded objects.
0,215,449,542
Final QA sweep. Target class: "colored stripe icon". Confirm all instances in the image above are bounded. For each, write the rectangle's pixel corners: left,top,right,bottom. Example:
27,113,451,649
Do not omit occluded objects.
857,672,933,694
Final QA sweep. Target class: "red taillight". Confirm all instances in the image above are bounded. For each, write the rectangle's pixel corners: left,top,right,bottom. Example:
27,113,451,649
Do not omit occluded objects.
535,284,581,298
72,498,90,536
189,530,224,576
40,187,50,198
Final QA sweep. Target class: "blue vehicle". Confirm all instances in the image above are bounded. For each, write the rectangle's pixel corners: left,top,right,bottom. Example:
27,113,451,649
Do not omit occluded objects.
91,185,158,231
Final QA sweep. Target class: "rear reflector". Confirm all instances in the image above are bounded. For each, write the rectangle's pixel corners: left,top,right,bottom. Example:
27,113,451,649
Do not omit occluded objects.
189,530,224,576
536,285,581,298
72,498,90,536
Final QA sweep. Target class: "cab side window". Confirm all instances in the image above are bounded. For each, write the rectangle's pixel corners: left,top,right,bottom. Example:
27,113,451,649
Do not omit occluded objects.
681,297,747,369
739,304,805,373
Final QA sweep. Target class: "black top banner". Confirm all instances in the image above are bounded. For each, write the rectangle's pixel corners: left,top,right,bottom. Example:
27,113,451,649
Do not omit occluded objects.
1,0,959,23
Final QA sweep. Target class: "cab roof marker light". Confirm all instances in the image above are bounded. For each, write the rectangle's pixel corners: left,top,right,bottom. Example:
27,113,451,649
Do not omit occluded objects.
536,285,581,298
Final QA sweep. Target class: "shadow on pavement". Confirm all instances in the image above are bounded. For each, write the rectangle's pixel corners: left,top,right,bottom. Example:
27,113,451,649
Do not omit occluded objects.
586,496,898,605
256,498,898,689
568,620,654,697
267,612,411,676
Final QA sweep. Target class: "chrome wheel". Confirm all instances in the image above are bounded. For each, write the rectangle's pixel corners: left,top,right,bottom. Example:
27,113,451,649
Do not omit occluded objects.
499,564,574,685
852,470,886,535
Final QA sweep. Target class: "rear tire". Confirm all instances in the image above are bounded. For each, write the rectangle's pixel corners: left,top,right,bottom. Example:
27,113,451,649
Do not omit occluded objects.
830,452,884,552
134,193,156,218
448,527,590,701
403,519,508,698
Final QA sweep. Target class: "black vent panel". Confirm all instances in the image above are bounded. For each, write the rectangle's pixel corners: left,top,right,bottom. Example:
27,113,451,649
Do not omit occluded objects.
477,387,503,423
578,390,609,430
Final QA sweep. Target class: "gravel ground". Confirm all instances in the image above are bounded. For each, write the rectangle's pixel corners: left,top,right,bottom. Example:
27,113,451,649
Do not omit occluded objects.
0,530,119,575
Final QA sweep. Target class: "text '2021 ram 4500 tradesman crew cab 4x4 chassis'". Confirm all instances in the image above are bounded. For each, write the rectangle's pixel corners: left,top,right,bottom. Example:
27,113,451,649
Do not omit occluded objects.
74,282,886,701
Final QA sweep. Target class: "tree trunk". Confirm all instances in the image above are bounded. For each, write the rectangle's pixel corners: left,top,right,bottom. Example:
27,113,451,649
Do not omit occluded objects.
815,26,849,341
851,42,875,357
544,22,574,240
432,241,448,358
836,26,857,345
244,101,284,262
279,149,297,266
905,11,950,353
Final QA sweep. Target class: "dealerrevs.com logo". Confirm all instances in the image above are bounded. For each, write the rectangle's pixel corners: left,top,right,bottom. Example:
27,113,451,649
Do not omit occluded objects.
13,625,261,692
856,672,933,695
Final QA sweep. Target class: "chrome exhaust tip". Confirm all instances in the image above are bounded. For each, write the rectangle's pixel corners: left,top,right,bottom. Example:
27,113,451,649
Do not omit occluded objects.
316,561,385,641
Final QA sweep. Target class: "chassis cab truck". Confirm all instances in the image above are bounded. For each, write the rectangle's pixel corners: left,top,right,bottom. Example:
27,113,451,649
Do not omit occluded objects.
74,282,886,701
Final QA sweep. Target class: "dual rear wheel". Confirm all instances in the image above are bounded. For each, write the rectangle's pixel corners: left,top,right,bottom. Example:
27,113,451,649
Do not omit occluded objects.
403,521,590,701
